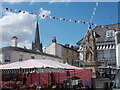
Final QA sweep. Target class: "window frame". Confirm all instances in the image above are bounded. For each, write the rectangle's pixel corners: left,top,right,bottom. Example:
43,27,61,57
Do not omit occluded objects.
106,30,115,38
4,53,11,63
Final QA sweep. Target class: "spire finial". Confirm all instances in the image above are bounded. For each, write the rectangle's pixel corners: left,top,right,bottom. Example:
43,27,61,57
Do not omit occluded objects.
32,21,43,52
35,21,40,43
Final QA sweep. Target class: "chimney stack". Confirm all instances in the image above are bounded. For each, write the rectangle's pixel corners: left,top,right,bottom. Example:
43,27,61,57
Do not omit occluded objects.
11,36,18,47
71,45,73,48
65,44,69,47
52,37,57,43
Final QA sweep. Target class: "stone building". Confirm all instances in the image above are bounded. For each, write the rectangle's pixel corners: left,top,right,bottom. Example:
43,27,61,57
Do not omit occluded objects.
0,46,62,64
45,37,79,66
77,23,119,69
0,21,62,64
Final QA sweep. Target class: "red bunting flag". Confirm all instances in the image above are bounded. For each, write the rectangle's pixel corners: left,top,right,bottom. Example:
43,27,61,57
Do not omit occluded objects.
103,26,106,28
66,19,68,21
10,9,12,11
80,21,83,23
34,13,37,15
98,25,102,27
23,11,25,13
56,17,58,19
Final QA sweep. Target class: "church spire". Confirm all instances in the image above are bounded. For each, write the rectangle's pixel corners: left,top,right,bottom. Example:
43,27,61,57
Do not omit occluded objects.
32,21,43,52
35,21,40,43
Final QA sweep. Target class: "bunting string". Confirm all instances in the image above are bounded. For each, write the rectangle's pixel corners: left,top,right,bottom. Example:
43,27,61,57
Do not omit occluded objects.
90,2,99,24
3,7,118,31
3,7,97,26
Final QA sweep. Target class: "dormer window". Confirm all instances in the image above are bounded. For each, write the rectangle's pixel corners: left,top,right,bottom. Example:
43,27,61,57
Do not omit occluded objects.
106,30,115,38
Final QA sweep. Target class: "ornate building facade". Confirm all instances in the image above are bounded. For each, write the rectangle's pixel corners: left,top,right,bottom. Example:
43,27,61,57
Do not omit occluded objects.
77,23,120,76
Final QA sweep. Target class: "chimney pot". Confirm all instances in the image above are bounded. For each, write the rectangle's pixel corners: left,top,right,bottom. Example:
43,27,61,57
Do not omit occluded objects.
52,37,57,43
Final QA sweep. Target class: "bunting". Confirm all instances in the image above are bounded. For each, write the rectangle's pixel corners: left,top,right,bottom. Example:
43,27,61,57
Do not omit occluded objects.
42,14,97,26
3,7,97,26
3,7,118,30
89,2,99,24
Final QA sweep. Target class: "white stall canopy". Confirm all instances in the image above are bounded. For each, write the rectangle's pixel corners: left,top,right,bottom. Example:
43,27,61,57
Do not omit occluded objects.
0,59,82,73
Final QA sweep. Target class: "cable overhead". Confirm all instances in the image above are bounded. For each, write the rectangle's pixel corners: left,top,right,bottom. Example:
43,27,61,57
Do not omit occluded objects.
88,2,99,29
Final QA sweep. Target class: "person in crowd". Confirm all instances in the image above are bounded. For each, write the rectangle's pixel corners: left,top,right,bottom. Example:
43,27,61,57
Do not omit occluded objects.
22,74,27,85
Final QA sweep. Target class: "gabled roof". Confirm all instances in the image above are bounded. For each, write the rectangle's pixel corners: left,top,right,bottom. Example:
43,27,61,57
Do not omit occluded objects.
76,23,120,45
58,44,78,51
45,43,78,52
0,46,61,59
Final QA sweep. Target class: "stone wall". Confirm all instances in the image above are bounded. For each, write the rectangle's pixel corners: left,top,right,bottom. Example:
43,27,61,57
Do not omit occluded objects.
61,46,78,65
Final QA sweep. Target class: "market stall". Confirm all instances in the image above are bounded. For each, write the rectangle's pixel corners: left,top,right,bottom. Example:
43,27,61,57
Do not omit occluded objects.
0,59,92,89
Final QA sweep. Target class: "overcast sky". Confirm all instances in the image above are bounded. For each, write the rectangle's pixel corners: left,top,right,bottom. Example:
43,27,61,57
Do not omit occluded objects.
0,1,119,49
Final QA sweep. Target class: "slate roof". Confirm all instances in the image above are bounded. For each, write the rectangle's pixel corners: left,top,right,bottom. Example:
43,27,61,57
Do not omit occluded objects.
58,44,79,51
77,23,120,45
0,46,61,59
